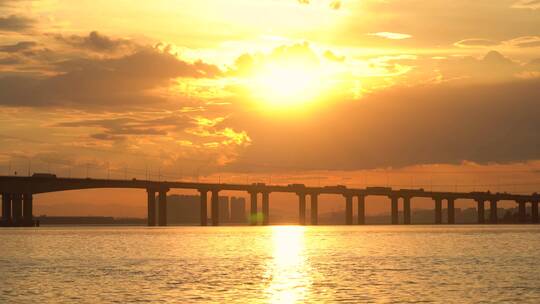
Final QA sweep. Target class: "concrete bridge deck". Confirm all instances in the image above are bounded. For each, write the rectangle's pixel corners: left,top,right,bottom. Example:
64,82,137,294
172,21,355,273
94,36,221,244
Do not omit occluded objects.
1,175,539,227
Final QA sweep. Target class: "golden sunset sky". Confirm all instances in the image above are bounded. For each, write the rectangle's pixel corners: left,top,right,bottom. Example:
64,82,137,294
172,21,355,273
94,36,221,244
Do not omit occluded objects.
1,0,540,216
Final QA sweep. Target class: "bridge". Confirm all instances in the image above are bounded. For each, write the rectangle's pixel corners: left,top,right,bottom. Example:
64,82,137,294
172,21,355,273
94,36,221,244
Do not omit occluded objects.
1,175,539,227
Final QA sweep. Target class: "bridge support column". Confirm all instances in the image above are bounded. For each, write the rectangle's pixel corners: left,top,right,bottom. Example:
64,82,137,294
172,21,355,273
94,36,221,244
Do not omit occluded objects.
518,200,526,223
404,197,411,225
310,193,318,225
1,193,11,225
357,195,365,225
199,190,208,226
158,190,167,226
345,195,353,225
298,193,306,225
532,201,539,224
477,200,485,224
262,192,270,226
23,193,33,227
146,190,156,226
250,191,258,226
447,198,455,224
489,200,498,224
435,198,442,224
12,194,22,225
390,196,398,225
211,190,219,226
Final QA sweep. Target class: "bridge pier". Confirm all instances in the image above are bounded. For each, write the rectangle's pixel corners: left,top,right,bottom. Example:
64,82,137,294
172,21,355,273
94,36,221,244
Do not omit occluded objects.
199,190,208,226
357,195,365,225
262,192,269,226
211,190,219,226
310,193,318,225
532,201,539,224
477,199,485,224
447,198,455,224
390,196,398,225
434,198,442,224
403,197,411,225
147,190,156,226
518,200,526,223
12,194,22,225
345,194,353,225
298,193,306,225
1,193,11,226
250,191,258,225
158,190,168,226
489,200,498,224
23,193,33,226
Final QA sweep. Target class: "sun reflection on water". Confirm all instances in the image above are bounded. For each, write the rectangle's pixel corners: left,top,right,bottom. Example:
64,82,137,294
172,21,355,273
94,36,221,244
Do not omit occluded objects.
265,226,311,304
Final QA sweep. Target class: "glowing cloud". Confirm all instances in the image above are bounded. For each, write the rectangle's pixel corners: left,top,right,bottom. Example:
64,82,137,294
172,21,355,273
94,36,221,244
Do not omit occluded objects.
454,38,500,48
368,32,412,40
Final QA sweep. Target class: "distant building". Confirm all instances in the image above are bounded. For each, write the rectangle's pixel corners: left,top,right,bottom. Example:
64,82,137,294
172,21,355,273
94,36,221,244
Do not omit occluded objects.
167,195,200,224
166,194,247,225
230,197,246,223
219,196,229,223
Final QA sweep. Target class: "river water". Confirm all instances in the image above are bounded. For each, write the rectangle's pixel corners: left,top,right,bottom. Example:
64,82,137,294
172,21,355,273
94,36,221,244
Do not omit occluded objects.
1,225,540,303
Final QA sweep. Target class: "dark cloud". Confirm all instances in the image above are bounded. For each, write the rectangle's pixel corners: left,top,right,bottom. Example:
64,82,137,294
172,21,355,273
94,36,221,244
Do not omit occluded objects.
0,47,221,108
54,31,134,52
0,41,37,52
527,58,540,68
56,114,195,141
0,55,22,64
225,79,540,172
90,133,126,141
432,50,519,83
0,15,34,32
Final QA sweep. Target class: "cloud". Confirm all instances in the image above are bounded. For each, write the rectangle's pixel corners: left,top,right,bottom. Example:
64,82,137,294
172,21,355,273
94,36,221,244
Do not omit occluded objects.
0,41,37,53
53,31,135,53
224,78,540,172
0,46,222,108
329,1,341,10
368,32,412,40
297,0,342,9
459,36,540,49
229,42,320,76
454,38,500,48
56,115,193,140
0,15,34,32
52,112,251,168
323,50,345,62
505,36,540,48
427,50,520,84
0,56,22,65
512,0,540,9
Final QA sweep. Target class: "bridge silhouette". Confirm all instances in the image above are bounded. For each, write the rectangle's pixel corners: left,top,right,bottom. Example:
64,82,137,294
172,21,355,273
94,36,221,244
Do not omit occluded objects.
1,175,539,227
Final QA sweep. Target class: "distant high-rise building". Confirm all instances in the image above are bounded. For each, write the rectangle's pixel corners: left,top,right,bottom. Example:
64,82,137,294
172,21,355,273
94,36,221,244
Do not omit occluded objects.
230,197,246,223
219,196,229,223
165,194,245,225
167,195,200,224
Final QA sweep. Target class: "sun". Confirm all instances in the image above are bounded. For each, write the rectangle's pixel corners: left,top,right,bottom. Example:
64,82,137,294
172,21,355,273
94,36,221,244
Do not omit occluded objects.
248,61,326,108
